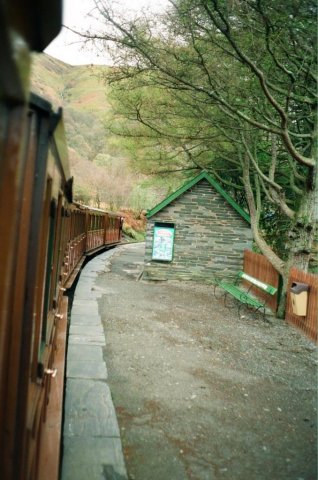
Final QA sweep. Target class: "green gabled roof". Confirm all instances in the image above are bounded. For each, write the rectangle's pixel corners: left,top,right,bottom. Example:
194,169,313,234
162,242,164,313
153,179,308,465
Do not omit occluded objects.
146,171,251,224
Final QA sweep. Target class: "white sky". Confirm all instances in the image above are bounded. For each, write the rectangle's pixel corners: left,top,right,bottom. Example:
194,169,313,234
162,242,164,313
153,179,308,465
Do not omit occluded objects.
45,0,167,65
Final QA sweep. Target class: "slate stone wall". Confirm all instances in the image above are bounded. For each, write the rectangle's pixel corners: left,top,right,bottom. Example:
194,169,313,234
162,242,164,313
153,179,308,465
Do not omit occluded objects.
143,179,252,283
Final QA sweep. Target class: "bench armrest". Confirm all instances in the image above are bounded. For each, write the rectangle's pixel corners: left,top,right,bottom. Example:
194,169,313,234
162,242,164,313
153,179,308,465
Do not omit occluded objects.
214,275,225,285
214,276,228,298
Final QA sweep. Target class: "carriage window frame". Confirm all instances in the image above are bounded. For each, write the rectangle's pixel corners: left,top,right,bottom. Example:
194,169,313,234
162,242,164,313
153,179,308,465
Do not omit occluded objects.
41,196,58,345
30,177,53,379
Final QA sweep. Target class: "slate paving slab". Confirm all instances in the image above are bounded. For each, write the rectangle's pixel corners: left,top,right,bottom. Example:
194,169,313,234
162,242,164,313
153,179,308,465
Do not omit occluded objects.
80,272,98,278
73,285,95,295
67,345,104,362
62,461,127,480
69,325,104,335
72,299,98,307
66,360,108,379
73,290,102,299
68,335,106,346
85,264,106,272
64,414,120,438
64,379,113,415
76,276,95,285
71,304,99,316
63,437,126,467
63,380,120,438
70,314,102,326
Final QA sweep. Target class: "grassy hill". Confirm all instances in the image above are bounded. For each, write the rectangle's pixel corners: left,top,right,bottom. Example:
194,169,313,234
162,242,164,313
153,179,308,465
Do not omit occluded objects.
30,54,183,241
31,53,112,164
31,53,110,113
31,53,150,239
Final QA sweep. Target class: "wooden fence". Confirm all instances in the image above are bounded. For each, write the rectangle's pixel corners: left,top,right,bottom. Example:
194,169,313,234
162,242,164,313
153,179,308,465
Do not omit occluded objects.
243,250,317,343
243,250,281,312
286,267,317,344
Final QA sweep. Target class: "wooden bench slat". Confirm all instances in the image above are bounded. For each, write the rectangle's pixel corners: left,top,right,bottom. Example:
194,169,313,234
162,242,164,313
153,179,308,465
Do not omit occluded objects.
219,282,264,308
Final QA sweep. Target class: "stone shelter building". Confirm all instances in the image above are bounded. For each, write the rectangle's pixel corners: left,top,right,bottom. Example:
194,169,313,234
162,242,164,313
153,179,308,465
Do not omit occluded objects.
142,171,252,283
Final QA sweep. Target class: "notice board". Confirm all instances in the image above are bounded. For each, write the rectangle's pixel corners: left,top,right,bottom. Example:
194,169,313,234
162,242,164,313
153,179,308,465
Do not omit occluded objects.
152,223,175,262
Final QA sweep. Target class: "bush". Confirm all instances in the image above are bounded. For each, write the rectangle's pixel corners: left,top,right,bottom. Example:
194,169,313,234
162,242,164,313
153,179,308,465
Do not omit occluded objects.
122,224,145,242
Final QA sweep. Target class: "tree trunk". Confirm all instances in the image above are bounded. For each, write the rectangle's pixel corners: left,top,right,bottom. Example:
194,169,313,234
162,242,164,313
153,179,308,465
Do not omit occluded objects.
276,166,317,318
243,144,317,318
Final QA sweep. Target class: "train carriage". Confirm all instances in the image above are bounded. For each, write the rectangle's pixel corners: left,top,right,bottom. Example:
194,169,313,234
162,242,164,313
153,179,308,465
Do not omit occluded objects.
0,93,123,480
0,4,123,477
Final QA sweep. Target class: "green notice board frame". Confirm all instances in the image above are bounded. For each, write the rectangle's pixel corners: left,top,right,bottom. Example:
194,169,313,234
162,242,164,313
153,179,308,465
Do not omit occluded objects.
152,222,175,262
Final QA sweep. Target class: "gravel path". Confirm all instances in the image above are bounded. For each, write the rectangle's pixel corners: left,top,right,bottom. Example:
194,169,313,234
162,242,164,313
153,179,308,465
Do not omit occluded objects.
96,243,317,480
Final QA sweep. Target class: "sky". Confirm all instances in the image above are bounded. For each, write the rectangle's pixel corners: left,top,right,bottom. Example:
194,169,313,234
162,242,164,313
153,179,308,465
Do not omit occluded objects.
45,0,167,65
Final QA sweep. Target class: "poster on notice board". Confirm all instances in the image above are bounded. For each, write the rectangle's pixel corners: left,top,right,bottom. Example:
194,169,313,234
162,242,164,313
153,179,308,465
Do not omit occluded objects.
152,224,175,261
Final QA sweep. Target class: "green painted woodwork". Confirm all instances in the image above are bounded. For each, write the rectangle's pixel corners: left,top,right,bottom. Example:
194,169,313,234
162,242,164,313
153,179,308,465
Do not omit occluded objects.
147,171,251,224
237,270,277,294
216,270,277,312
218,282,265,308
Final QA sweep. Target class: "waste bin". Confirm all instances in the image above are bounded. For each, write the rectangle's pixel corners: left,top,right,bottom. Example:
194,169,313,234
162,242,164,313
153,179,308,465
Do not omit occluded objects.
290,282,309,316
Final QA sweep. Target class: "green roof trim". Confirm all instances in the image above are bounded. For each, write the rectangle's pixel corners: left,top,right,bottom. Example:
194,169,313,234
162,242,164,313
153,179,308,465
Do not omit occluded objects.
146,171,251,224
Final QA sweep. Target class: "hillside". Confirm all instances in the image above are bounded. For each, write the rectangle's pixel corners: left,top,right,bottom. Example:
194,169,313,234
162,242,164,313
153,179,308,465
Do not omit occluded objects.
31,54,162,216
31,53,113,173
31,53,153,238
31,53,110,114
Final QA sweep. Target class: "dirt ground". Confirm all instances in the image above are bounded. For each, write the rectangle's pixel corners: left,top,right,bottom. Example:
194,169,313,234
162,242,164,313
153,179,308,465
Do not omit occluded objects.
95,243,317,480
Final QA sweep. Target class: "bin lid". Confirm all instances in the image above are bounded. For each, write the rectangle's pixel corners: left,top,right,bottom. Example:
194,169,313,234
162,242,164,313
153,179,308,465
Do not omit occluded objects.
290,282,309,293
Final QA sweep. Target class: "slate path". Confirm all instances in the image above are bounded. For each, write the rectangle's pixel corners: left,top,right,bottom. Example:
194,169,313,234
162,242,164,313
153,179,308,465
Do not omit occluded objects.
61,249,128,480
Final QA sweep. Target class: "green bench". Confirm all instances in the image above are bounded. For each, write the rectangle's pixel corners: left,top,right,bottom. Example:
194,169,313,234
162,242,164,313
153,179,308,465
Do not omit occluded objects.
214,270,277,321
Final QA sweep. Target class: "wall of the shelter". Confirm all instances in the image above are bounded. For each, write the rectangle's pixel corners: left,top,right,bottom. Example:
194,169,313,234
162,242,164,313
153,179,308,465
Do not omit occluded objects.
143,179,252,283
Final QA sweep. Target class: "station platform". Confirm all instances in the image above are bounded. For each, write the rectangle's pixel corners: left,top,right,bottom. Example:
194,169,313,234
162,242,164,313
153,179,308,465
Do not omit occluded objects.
61,243,316,480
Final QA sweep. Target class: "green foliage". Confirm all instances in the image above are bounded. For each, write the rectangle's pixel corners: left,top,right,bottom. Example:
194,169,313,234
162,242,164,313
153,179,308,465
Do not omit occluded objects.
68,134,92,161
129,185,157,212
31,54,168,212
82,0,316,283
122,225,145,242
259,209,293,261
93,153,112,167
32,54,188,213
73,184,92,205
